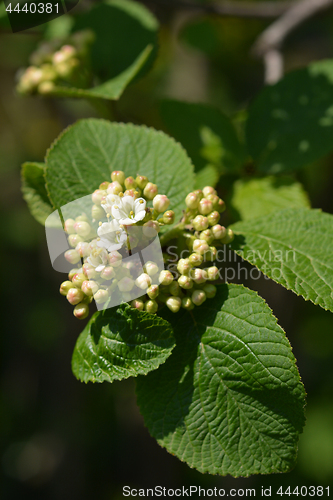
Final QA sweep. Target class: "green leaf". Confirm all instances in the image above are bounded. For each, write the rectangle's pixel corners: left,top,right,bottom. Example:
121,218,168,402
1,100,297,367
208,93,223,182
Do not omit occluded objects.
136,284,305,477
231,176,311,221
21,162,53,225
231,208,333,312
72,303,175,383
48,45,153,101
73,0,158,82
246,60,333,173
160,100,246,172
45,119,195,224
194,164,219,189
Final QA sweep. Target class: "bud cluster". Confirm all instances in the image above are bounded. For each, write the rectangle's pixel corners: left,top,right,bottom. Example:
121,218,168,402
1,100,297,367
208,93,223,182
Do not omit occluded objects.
17,30,94,95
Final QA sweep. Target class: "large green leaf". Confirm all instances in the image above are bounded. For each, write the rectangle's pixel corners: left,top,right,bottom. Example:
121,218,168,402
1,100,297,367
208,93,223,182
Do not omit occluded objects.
194,164,219,189
246,60,333,173
136,284,305,477
231,208,333,312
45,119,195,224
160,100,246,172
21,162,53,225
231,176,310,221
72,303,175,383
73,0,158,82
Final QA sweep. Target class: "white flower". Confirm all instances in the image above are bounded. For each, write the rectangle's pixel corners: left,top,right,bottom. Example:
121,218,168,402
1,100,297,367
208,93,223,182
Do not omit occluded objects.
112,196,146,225
101,193,122,216
87,247,109,272
97,219,127,252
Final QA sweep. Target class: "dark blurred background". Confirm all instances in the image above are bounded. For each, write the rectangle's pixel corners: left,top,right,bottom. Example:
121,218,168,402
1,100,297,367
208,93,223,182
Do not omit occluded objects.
1,0,333,498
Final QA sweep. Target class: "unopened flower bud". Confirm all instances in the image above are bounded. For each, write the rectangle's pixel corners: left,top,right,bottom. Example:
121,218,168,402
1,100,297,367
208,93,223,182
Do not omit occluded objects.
107,181,123,195
203,284,217,298
60,280,73,296
67,288,85,305
72,273,86,287
147,285,159,299
144,261,159,276
73,302,89,320
131,298,144,311
221,228,234,244
189,253,203,267
191,268,207,284
192,215,209,231
65,249,81,265
159,270,174,286
206,266,219,280
92,189,105,205
94,289,109,304
178,275,193,290
166,296,181,313
135,273,152,290
143,220,160,237
200,229,214,244
192,289,206,306
64,218,76,234
76,214,90,223
68,234,84,247
192,239,209,255
135,175,148,189
145,299,158,314
98,181,108,190
75,242,89,258
204,246,217,262
153,194,170,213
202,186,217,197
211,224,227,240
92,204,105,220
74,221,91,238
123,189,136,198
143,182,158,200
83,263,97,279
185,192,200,209
117,277,134,292
162,210,175,225
177,258,191,276
207,211,220,226
124,176,137,190
38,81,55,94
111,170,125,185
108,251,122,267
216,198,226,213
198,198,213,215
100,266,115,280
68,268,81,280
81,280,98,296
182,297,194,310
169,281,181,297
193,189,204,200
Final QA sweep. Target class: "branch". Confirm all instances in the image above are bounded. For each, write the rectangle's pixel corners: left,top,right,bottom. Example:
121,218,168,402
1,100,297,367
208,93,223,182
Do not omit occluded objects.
143,0,294,19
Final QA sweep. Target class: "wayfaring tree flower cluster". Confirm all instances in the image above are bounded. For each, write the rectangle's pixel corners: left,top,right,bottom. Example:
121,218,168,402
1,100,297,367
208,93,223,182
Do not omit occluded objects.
59,170,234,319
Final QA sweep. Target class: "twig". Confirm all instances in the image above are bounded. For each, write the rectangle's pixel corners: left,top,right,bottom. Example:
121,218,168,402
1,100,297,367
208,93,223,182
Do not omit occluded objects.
143,0,294,19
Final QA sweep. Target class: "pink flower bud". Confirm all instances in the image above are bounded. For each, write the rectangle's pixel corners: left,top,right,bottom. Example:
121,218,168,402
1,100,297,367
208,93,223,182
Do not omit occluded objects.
73,302,89,320
159,270,174,286
68,234,84,247
145,299,158,314
193,189,204,200
81,280,98,296
99,181,109,190
182,297,194,310
192,289,206,306
107,181,123,195
206,266,219,280
83,263,97,279
199,229,214,244
118,277,135,292
191,268,207,284
100,266,115,280
111,170,126,185
94,289,109,304
177,258,191,276
68,268,81,280
185,192,199,209
192,239,209,255
189,253,203,267
221,228,234,244
60,280,73,296
72,273,86,287
75,241,89,258
166,296,181,313
135,273,152,290
211,224,226,240
136,175,148,189
67,288,85,305
216,198,226,213
207,211,220,226
65,249,81,265
64,218,76,234
131,298,144,311
169,281,181,297
124,176,137,190
192,215,209,231
147,285,159,299
76,214,90,223
108,251,122,267
74,221,91,238
198,198,213,215
143,220,160,237
204,246,217,262
162,210,175,225
178,275,193,290
203,284,217,298
143,182,158,200
92,189,105,205
153,194,170,213
144,261,159,276
202,186,217,197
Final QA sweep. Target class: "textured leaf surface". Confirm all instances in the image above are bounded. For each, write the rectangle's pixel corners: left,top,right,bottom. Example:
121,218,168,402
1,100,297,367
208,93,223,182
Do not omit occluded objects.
48,46,152,101
160,100,245,171
194,164,219,189
231,208,333,312
246,60,333,173
72,304,175,383
231,176,310,221
136,284,305,477
45,119,194,224
21,162,53,225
